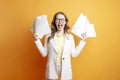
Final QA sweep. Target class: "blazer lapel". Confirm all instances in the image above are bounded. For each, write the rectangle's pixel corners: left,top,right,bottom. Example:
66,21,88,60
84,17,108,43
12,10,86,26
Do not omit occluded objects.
62,33,70,55
49,37,58,53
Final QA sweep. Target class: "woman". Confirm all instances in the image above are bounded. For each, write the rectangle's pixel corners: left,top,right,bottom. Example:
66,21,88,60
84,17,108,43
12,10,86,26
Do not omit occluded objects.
34,12,87,80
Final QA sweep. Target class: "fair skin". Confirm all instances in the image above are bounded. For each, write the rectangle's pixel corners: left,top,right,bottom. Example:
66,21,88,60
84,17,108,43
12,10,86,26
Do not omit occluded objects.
55,14,66,35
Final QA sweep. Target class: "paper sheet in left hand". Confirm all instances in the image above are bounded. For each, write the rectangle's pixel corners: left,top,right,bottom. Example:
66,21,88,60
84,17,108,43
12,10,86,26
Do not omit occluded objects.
71,13,96,38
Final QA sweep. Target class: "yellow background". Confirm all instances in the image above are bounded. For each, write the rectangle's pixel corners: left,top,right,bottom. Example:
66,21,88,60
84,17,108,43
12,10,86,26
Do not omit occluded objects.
0,0,120,80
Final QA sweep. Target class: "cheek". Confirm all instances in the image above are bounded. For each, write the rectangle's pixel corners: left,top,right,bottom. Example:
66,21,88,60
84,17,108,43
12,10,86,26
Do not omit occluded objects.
64,21,66,25
63,23,66,27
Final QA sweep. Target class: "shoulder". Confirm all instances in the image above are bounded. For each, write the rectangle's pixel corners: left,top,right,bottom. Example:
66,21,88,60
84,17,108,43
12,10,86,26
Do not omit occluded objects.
65,33,74,40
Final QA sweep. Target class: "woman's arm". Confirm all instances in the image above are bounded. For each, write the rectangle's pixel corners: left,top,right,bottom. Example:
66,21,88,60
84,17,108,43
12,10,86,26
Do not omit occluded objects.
34,33,48,57
71,33,87,57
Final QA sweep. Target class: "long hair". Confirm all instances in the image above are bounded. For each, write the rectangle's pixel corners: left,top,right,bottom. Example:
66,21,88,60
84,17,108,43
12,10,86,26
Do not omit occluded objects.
47,12,70,43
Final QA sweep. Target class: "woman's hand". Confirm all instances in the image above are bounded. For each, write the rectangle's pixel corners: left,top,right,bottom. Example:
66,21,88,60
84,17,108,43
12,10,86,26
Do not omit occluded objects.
81,32,87,41
34,33,40,40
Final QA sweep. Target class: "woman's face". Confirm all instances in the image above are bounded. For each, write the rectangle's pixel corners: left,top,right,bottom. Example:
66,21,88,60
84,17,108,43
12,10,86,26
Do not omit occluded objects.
55,14,66,31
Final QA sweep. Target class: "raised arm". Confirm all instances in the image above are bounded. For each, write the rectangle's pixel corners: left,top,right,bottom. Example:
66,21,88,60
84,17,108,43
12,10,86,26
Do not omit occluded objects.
71,33,87,57
34,33,48,57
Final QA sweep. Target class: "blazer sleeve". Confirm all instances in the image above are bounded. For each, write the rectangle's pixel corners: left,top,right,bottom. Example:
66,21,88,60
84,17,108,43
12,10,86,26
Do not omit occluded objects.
34,35,48,57
71,35,86,57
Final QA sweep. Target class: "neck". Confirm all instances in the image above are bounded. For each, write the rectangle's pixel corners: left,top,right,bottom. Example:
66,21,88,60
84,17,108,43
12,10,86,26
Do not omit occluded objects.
57,30,64,35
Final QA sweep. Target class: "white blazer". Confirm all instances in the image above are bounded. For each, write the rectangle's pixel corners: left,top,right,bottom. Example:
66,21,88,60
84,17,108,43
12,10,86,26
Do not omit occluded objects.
34,33,86,80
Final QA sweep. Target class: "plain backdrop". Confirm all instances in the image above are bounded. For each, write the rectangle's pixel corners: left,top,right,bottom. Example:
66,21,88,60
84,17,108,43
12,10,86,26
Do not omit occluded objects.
0,0,120,80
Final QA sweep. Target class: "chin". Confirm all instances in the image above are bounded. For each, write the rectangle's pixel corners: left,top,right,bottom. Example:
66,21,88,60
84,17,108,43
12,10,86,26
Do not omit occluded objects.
58,28,63,31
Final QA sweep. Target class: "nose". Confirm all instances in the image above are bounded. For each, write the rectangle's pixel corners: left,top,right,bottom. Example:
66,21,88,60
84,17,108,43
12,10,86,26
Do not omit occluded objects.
58,19,62,23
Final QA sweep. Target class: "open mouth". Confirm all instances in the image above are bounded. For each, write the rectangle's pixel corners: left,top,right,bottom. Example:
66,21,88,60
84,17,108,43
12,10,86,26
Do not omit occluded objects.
58,24,63,27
